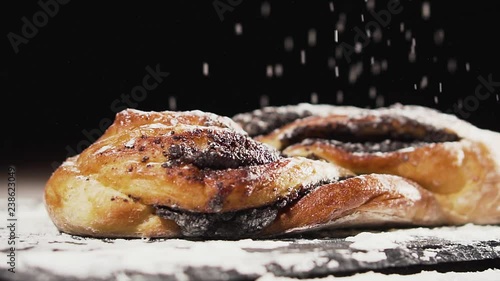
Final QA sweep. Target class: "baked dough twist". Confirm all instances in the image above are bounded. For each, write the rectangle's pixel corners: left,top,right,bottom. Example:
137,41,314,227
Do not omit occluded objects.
234,103,500,226
44,107,454,239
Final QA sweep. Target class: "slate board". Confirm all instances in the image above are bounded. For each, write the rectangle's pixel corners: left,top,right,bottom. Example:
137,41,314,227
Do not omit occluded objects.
1,198,499,281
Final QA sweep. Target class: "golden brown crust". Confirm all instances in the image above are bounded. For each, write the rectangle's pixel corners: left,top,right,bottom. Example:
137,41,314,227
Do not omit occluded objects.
44,157,182,238
44,104,500,239
248,104,500,226
44,108,353,238
262,174,446,236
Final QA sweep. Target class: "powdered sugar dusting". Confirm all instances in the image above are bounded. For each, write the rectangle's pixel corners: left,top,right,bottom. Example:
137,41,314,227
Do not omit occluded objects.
140,123,171,129
3,202,499,280
256,269,500,281
123,138,135,148
346,223,500,252
94,144,113,155
373,174,422,201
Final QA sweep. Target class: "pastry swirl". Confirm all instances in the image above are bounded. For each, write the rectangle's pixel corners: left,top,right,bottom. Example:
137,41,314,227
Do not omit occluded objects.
45,109,355,238
44,104,499,239
234,103,500,225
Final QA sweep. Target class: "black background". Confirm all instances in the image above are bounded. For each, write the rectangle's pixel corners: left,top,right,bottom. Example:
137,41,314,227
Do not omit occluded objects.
2,0,500,168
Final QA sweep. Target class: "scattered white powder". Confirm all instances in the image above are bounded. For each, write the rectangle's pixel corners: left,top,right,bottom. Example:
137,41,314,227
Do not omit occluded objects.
123,138,135,148
346,223,500,251
420,250,438,261
256,269,500,281
346,232,403,251
140,123,171,129
94,145,112,155
2,202,499,280
350,251,387,263
374,175,422,201
15,239,331,279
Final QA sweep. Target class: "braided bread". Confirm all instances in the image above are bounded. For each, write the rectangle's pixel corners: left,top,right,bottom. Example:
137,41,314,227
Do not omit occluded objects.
234,103,500,226
44,104,499,239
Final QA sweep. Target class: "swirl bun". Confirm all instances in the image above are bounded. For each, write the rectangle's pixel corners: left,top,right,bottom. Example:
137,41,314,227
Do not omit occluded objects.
45,104,499,239
44,109,353,238
234,103,500,226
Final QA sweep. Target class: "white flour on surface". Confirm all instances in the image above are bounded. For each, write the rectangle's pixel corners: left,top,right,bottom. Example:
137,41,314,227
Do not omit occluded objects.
256,269,500,281
1,199,499,280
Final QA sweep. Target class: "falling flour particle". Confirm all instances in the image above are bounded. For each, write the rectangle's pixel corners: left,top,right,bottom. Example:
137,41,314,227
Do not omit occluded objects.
497,94,499,102
329,1,334,12
372,28,382,42
465,62,471,72
361,14,365,22
371,62,381,75
335,66,340,77
376,95,385,107
348,62,363,84
439,82,443,93
311,92,319,104
355,42,362,53
308,29,317,46
266,65,273,78
434,29,445,45
409,48,416,63
274,64,283,77
234,23,243,35
203,62,209,76
334,29,339,42
366,0,375,10
405,30,412,41
300,50,306,64
381,60,388,71
261,2,271,17
327,57,336,69
260,95,269,108
369,87,377,99
447,58,458,73
434,96,439,104
336,91,344,104
284,37,294,51
400,22,405,32
422,2,431,20
336,14,346,32
168,96,177,111
420,76,428,89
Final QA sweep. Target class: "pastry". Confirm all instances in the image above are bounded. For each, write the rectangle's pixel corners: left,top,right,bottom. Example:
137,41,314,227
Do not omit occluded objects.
45,108,353,238
234,103,500,225
44,106,452,239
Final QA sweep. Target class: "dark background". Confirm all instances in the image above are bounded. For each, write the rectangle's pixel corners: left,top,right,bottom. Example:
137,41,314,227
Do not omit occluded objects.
2,0,500,169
